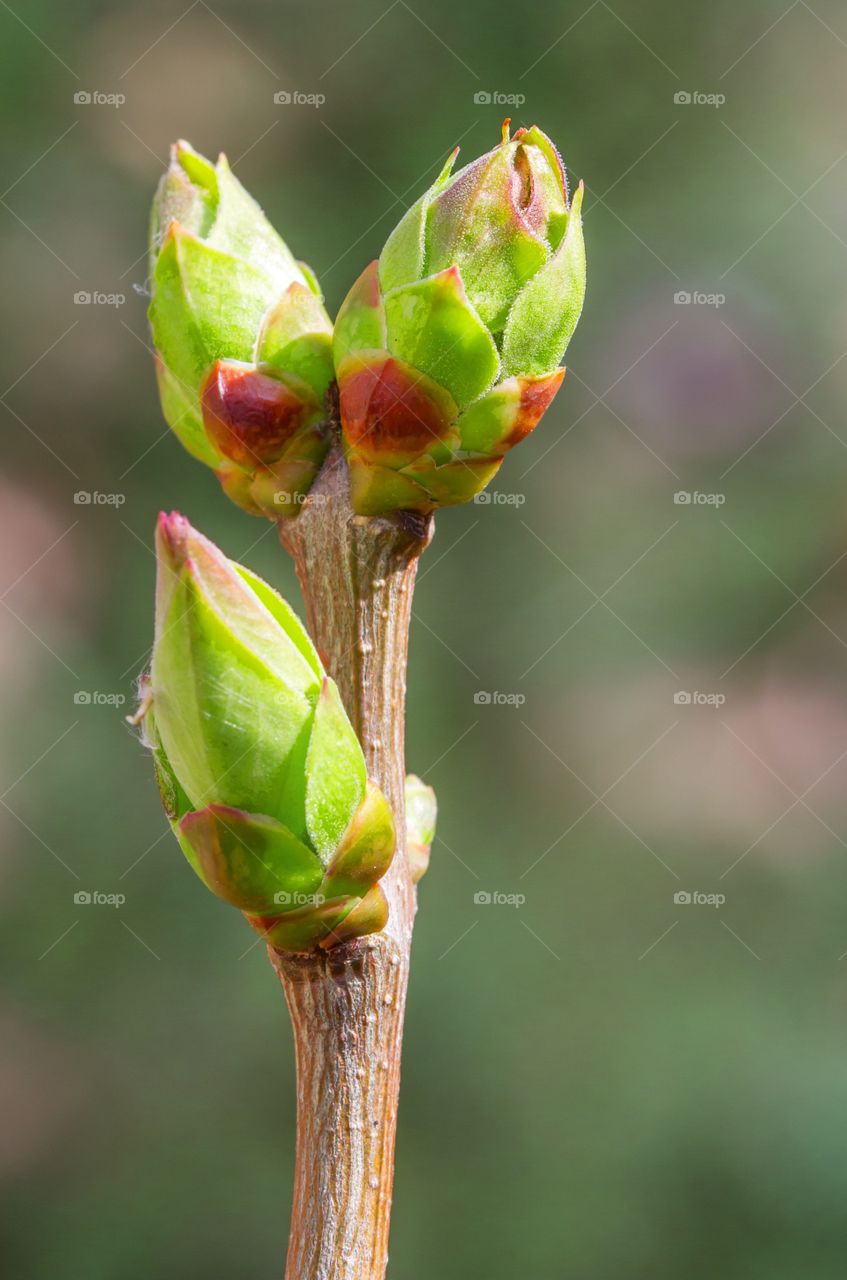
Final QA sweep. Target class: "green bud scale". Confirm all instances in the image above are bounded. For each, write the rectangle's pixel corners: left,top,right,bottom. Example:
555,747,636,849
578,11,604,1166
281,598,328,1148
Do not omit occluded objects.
137,512,396,950
333,121,586,515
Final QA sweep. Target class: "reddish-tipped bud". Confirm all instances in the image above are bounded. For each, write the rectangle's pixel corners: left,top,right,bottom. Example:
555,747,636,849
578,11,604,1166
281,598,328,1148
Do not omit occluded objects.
148,141,335,519
333,125,586,514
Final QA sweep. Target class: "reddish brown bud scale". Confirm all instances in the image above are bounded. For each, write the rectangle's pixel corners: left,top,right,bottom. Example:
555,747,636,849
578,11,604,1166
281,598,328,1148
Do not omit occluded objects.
340,358,452,464
201,361,312,467
506,369,565,448
179,805,232,903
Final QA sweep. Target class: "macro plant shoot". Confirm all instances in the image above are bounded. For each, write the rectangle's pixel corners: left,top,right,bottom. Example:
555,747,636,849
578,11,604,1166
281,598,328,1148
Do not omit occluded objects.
135,120,585,1280
6,6,843,1279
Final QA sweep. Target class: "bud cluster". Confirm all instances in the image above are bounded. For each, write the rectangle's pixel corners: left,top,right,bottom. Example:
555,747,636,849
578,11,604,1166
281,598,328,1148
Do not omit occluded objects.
147,123,585,517
140,124,585,946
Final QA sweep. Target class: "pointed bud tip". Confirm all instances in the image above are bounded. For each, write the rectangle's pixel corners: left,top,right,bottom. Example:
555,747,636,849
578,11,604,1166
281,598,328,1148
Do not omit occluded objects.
167,139,195,173
501,118,511,143
155,510,191,572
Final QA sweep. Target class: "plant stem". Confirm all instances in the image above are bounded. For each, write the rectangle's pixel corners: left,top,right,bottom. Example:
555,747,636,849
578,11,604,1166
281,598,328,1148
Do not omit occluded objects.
270,442,432,1280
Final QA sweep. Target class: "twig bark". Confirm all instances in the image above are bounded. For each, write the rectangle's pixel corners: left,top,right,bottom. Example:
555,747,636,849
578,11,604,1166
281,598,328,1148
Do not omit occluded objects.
269,442,433,1280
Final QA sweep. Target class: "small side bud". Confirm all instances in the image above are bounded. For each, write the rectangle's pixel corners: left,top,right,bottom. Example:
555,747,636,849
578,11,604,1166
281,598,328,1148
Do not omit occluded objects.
405,774,436,883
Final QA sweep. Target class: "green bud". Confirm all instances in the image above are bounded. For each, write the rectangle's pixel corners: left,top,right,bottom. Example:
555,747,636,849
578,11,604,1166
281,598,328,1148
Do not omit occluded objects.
405,774,436,883
139,511,395,951
334,122,586,515
148,141,335,519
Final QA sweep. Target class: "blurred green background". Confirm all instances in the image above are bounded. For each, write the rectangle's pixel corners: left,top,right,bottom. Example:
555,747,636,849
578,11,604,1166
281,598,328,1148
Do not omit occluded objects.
3,0,847,1275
